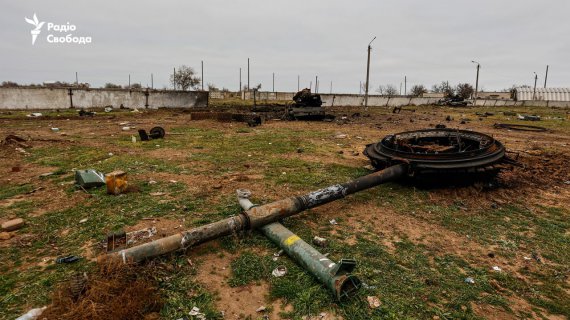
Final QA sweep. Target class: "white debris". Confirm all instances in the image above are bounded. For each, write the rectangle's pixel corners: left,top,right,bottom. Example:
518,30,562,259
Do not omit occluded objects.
329,219,338,225
272,266,287,277
256,306,266,312
492,266,502,272
15,306,47,320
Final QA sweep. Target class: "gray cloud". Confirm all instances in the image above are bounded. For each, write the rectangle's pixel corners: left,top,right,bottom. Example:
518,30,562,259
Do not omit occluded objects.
1,0,568,92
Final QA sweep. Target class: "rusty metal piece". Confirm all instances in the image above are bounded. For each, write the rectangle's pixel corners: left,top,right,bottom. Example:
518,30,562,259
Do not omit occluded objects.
103,164,407,264
364,129,506,175
493,123,547,132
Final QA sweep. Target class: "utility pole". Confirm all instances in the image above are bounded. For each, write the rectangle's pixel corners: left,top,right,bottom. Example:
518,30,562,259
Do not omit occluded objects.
297,75,300,91
151,73,154,89
247,58,250,91
533,72,538,100
128,74,131,89
75,72,78,86
544,65,548,89
272,72,275,92
173,67,176,90
364,36,376,109
404,76,407,95
201,60,204,91
471,61,480,99
239,68,242,92
315,75,318,93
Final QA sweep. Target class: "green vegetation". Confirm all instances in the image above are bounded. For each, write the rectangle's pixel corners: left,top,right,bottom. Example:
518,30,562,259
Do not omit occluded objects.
0,106,568,319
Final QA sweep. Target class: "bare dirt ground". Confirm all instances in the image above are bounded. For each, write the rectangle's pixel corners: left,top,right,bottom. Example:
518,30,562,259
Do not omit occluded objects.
0,105,568,319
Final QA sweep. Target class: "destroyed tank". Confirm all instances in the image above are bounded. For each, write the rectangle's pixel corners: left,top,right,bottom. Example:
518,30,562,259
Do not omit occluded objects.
285,89,328,120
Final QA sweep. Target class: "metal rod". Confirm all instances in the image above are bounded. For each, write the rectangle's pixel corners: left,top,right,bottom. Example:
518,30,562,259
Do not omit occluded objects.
364,36,376,110
533,72,538,100
236,189,361,300
544,65,548,89
103,164,407,264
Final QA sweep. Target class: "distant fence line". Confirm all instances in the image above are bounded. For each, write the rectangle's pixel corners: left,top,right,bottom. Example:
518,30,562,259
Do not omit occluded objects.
0,87,208,110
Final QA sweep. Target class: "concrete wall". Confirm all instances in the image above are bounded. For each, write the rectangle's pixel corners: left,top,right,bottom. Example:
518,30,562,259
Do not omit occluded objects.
473,99,570,108
185,88,570,109
237,91,442,107
320,94,441,107
0,87,208,110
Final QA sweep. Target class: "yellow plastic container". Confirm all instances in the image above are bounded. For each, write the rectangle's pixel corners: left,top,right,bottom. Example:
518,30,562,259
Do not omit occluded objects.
105,171,128,195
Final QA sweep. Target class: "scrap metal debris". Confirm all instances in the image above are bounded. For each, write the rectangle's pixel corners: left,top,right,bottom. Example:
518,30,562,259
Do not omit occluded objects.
493,123,547,132
189,112,263,126
138,126,166,141
2,135,31,149
517,114,541,121
364,128,508,179
56,255,81,264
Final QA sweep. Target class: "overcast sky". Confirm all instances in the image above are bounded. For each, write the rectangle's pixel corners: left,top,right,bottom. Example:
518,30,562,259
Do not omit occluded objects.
1,0,568,93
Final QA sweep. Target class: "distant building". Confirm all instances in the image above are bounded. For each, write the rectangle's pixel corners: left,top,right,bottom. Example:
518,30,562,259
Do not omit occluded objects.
516,87,570,101
478,92,511,100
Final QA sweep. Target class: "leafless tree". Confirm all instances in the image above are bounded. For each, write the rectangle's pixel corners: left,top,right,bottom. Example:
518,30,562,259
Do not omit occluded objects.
207,83,219,91
432,81,455,96
104,83,121,89
170,65,201,90
1,81,19,87
410,84,428,97
455,83,474,99
376,84,398,96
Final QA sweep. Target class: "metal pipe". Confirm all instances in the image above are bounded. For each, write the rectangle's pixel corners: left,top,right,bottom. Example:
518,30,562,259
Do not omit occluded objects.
103,164,407,263
236,190,361,300
263,222,360,300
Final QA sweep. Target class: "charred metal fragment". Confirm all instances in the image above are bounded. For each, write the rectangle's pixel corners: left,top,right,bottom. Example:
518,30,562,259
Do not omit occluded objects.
364,129,506,177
